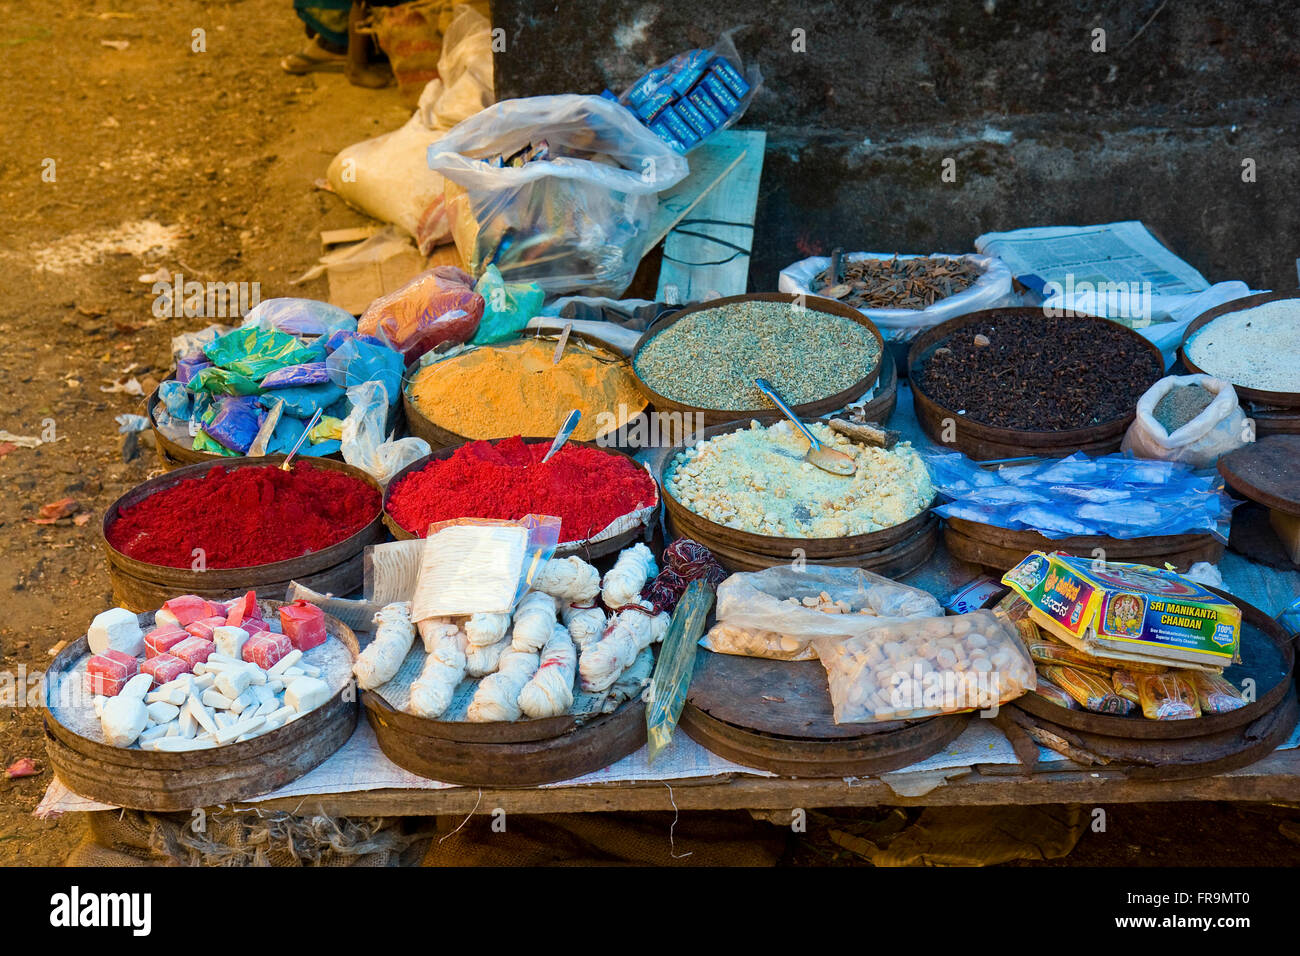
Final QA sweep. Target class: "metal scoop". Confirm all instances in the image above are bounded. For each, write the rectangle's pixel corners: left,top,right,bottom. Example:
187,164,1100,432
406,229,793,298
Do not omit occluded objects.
754,378,856,476
541,409,581,464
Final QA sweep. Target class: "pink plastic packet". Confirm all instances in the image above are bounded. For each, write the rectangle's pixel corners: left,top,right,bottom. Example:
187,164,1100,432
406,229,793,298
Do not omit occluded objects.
358,266,484,361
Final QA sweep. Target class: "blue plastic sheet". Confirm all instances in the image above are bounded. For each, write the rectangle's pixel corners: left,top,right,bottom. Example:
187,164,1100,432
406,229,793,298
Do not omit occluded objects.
923,450,1236,541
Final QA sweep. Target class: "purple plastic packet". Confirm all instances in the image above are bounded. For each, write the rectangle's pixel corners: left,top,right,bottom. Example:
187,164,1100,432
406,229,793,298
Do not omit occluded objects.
324,329,389,353
205,395,264,454
260,362,331,389
177,354,213,385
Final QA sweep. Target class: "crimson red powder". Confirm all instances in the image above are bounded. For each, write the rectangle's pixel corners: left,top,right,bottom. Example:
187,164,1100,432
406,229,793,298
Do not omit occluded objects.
107,463,380,569
386,437,658,542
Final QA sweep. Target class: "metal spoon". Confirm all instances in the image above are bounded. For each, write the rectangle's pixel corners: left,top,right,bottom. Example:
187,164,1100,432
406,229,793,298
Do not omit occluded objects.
280,407,324,471
754,378,856,476
540,409,581,464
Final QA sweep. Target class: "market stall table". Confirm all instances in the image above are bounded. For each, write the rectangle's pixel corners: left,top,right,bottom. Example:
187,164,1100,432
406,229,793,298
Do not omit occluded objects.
40,380,1300,826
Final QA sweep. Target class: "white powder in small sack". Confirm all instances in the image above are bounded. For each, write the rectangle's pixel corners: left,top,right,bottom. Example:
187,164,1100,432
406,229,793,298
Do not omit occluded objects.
1186,299,1300,393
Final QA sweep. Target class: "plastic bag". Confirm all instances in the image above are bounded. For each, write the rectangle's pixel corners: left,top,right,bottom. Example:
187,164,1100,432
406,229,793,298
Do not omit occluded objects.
157,380,193,419
1185,671,1246,715
701,565,943,662
204,396,264,454
428,94,689,297
410,515,562,620
241,298,356,339
1121,374,1247,468
265,414,307,456
358,266,483,361
176,354,213,385
325,336,405,400
324,329,387,353
341,381,433,484
257,382,345,419
325,6,493,252
924,449,1237,542
203,327,321,382
813,611,1035,723
1136,672,1200,720
779,253,1017,342
187,366,261,396
471,265,544,344
260,362,331,389
614,29,762,153
1039,665,1134,715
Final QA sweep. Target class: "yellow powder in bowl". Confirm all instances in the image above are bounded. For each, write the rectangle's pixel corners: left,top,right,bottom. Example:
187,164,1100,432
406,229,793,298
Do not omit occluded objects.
407,338,647,442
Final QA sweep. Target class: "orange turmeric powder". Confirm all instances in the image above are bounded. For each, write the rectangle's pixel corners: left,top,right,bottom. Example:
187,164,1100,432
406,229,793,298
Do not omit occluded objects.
407,338,646,441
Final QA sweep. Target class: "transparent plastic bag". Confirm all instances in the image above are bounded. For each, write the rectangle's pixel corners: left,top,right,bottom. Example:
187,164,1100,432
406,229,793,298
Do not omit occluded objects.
701,565,943,662
358,266,483,361
203,326,322,382
325,335,405,400
779,253,1016,342
812,611,1035,724
364,539,426,606
923,448,1237,542
340,381,432,484
241,298,356,339
410,515,562,621
427,94,689,297
1122,374,1248,468
614,28,762,153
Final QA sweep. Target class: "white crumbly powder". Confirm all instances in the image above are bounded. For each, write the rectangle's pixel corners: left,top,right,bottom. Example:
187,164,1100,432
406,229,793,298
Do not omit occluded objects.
665,420,934,537
48,616,354,746
1186,300,1300,393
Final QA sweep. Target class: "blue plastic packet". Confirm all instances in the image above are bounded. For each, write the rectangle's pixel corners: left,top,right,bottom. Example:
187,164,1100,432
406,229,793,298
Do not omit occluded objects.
326,337,404,401
260,362,331,389
257,382,345,419
711,57,751,98
323,329,388,353
305,438,342,456
701,71,740,113
205,396,264,454
158,379,193,419
265,414,307,456
687,87,728,128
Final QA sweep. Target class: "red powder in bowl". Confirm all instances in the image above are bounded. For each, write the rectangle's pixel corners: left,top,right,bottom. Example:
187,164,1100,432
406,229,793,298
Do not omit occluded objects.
386,437,658,542
107,463,380,569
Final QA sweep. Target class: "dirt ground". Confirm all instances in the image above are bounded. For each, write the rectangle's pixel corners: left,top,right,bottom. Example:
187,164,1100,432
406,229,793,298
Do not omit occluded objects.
1,0,1298,867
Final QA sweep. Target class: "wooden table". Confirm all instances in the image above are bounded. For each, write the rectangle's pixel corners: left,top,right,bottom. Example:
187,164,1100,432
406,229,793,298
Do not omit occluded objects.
242,747,1300,816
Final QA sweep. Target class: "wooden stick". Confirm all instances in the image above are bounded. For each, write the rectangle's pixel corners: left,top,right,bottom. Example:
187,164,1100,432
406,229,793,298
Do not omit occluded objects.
828,417,900,449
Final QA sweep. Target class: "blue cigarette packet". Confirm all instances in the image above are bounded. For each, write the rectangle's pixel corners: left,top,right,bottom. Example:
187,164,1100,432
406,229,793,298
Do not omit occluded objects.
711,58,750,98
687,87,728,128
701,72,740,114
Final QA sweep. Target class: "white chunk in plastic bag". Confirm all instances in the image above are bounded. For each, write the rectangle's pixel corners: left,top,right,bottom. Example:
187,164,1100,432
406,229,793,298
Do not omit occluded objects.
700,565,944,662
812,610,1036,724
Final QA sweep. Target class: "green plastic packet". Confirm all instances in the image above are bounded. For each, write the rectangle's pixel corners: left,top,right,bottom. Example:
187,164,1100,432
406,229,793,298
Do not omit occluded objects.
471,265,545,344
646,579,716,763
192,428,238,456
204,327,321,382
188,366,261,396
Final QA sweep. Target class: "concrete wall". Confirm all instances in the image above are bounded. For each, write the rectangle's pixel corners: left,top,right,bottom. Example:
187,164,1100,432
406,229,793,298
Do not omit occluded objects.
491,0,1299,292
